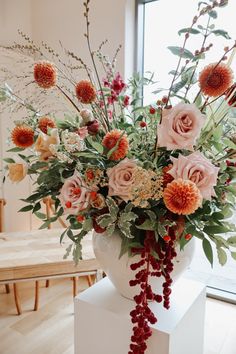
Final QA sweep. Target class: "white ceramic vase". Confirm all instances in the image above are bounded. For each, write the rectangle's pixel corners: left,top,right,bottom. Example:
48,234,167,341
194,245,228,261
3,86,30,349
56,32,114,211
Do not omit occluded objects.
92,229,196,300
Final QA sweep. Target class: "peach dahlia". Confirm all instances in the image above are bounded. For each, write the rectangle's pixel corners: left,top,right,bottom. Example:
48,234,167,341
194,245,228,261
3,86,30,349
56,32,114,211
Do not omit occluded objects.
38,116,56,134
163,179,202,215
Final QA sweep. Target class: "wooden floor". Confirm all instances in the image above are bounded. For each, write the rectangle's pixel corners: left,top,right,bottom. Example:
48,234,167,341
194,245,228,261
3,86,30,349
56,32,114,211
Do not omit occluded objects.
0,278,235,354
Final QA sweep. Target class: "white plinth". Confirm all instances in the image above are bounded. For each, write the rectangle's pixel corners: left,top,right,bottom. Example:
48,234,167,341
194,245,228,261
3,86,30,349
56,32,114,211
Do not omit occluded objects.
74,277,206,354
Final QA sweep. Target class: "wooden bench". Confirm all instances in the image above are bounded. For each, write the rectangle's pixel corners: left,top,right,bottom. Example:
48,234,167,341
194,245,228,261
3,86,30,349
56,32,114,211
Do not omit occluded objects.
0,228,101,315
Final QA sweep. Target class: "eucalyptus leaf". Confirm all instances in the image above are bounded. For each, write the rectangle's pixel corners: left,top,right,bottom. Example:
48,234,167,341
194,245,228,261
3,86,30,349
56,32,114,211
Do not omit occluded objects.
217,247,227,266
203,225,230,234
231,252,236,260
3,158,15,163
227,236,236,247
211,29,231,39
178,28,201,36
167,46,194,59
202,238,214,267
18,205,33,212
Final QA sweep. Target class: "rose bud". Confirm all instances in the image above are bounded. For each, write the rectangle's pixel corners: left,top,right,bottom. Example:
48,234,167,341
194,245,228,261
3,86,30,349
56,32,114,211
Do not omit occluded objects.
86,119,100,135
80,109,94,124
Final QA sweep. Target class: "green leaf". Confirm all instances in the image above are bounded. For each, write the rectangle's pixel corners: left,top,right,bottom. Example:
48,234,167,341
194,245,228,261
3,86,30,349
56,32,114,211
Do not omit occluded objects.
172,78,188,94
202,238,214,267
86,137,104,154
35,211,47,219
7,147,25,153
33,202,41,213
158,223,167,237
209,10,217,18
60,229,68,243
105,224,116,237
231,252,236,261
73,242,82,264
3,158,15,163
203,225,230,234
18,205,33,212
136,220,156,231
118,211,137,239
39,220,51,230
217,247,227,266
82,219,93,232
106,197,119,221
145,210,157,221
63,244,73,259
178,28,201,36
211,29,231,39
167,46,194,59
227,236,236,247
97,214,114,228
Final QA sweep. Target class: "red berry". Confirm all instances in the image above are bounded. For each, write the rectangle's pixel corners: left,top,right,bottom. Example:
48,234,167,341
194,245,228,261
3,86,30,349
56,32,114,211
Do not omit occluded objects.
139,121,147,128
65,201,72,208
162,96,168,104
185,233,192,241
163,235,171,242
76,215,85,223
149,107,156,114
92,218,106,233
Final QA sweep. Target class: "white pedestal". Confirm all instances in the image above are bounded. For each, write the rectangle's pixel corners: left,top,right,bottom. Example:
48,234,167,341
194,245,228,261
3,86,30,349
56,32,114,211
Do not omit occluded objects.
74,277,206,354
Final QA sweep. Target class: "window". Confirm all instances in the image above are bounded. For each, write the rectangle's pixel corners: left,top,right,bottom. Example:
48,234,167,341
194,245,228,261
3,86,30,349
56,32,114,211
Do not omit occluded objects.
138,0,236,105
138,0,236,303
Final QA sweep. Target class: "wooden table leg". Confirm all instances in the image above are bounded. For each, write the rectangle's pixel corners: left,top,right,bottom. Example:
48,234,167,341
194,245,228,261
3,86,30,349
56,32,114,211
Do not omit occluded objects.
5,284,10,293
34,281,39,311
72,277,77,297
86,275,93,287
13,283,22,315
45,280,50,288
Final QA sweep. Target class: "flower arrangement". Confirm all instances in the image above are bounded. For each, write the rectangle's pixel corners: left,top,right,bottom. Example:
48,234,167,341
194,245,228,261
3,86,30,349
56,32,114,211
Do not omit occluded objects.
1,0,236,353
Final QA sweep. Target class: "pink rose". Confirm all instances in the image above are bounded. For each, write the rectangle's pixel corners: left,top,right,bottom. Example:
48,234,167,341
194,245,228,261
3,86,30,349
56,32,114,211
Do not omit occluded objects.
107,159,137,201
168,152,219,200
158,103,205,150
59,173,96,214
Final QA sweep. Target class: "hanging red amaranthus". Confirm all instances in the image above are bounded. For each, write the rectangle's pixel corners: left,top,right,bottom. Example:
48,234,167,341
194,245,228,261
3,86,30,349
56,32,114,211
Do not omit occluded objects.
129,230,177,354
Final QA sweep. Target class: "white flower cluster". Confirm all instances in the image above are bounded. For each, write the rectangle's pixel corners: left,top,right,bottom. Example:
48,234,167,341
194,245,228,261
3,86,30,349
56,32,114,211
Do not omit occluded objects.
61,129,85,153
49,144,73,164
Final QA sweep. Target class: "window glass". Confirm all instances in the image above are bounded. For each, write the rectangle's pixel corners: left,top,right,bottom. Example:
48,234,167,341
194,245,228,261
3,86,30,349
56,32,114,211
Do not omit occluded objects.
143,0,236,104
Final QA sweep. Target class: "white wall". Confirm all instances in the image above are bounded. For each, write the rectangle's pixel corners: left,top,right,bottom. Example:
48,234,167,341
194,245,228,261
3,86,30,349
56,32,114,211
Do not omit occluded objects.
0,0,135,231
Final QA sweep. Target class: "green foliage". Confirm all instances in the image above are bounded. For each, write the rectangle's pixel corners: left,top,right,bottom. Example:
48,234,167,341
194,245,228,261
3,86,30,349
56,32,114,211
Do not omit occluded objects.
167,46,194,59
217,247,227,266
202,238,214,267
118,207,138,239
178,28,201,36
211,29,231,39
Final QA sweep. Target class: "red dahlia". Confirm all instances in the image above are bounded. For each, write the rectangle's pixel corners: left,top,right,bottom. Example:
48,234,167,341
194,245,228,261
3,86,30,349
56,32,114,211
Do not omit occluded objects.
199,62,233,97
75,80,97,104
34,61,57,89
11,126,34,148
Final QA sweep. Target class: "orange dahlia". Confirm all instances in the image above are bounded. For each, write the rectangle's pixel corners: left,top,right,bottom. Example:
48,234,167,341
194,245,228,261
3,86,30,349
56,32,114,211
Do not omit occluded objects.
163,179,202,215
75,80,96,104
34,61,57,89
38,116,56,134
11,126,34,148
102,129,129,161
199,63,233,97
